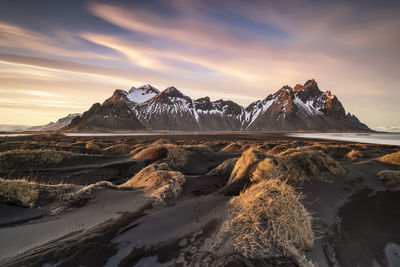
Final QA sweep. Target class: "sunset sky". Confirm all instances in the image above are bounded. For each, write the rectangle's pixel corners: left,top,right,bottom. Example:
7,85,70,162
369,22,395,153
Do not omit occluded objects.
0,0,399,130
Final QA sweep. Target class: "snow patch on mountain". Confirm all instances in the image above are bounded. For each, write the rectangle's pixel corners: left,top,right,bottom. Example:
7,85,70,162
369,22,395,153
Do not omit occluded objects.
28,113,81,131
293,96,323,116
127,85,159,104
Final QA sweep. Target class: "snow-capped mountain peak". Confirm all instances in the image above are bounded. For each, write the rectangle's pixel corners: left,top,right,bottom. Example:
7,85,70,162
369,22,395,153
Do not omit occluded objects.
127,84,159,104
28,113,81,131
161,87,186,97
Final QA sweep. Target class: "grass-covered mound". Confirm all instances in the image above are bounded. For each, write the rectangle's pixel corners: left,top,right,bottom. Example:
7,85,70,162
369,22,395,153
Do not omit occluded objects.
132,145,189,168
377,170,400,190
133,144,215,172
85,141,101,150
207,157,239,176
0,178,117,211
346,150,363,161
120,163,185,203
378,151,400,165
0,150,92,170
276,148,345,183
0,178,75,208
104,144,131,155
216,179,314,264
228,148,344,188
220,142,243,153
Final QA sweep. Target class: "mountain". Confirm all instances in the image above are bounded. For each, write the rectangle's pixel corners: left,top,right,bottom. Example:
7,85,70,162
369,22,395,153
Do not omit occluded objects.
243,79,370,131
28,113,81,131
0,125,31,132
66,79,370,131
132,87,245,130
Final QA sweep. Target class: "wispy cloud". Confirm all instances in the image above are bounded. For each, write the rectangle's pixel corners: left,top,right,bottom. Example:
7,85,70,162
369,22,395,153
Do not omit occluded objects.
0,21,117,60
0,0,398,128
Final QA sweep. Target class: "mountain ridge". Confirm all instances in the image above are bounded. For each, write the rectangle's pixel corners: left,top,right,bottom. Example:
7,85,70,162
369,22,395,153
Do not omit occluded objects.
28,113,81,131
65,79,370,131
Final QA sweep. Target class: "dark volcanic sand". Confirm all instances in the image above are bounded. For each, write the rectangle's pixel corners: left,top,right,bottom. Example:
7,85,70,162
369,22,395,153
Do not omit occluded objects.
0,132,399,266
333,189,400,267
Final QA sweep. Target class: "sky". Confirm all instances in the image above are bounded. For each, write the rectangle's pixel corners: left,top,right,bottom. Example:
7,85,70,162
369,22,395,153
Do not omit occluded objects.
0,0,399,130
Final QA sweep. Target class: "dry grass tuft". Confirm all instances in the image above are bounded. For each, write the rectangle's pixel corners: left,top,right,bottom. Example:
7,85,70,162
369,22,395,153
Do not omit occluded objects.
377,170,400,190
207,158,239,176
133,144,191,170
378,151,400,165
221,142,242,153
104,144,130,155
152,138,171,145
0,178,75,208
275,149,345,184
129,144,146,155
267,144,290,155
120,163,185,203
229,148,344,187
346,150,363,161
133,145,169,160
229,148,267,184
182,144,214,155
85,141,100,150
0,150,85,170
0,178,119,212
216,179,314,262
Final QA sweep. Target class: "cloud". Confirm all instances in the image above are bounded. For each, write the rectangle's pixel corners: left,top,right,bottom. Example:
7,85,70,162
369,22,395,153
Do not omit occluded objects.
375,126,400,132
0,0,399,127
0,21,117,60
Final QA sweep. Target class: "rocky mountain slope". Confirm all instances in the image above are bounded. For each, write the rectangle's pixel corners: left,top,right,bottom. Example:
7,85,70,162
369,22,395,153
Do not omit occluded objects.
66,79,370,131
29,113,81,131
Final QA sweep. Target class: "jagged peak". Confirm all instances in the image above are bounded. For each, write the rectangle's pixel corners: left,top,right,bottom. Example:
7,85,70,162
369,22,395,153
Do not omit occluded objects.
196,96,211,103
281,85,292,90
113,89,128,95
293,84,303,92
104,89,129,104
161,86,186,97
303,78,317,87
324,90,335,100
129,84,159,93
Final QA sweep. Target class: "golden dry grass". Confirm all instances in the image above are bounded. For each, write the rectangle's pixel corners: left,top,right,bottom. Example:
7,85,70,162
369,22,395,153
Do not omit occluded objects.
104,144,131,155
152,138,171,145
207,157,239,176
0,150,85,170
85,141,100,150
377,170,400,190
378,151,400,165
120,163,185,203
133,144,191,170
267,144,290,155
229,148,267,184
133,145,169,160
221,142,243,153
229,148,344,186
346,150,363,161
0,178,75,208
216,179,314,262
0,178,118,211
181,144,214,155
276,149,345,184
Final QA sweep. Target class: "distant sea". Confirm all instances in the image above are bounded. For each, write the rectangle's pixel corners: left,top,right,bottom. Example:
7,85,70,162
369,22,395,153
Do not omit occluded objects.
287,132,400,146
1,131,399,146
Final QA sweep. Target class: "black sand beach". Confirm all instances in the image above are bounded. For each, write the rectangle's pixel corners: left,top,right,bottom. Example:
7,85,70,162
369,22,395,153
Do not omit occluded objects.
0,132,399,266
